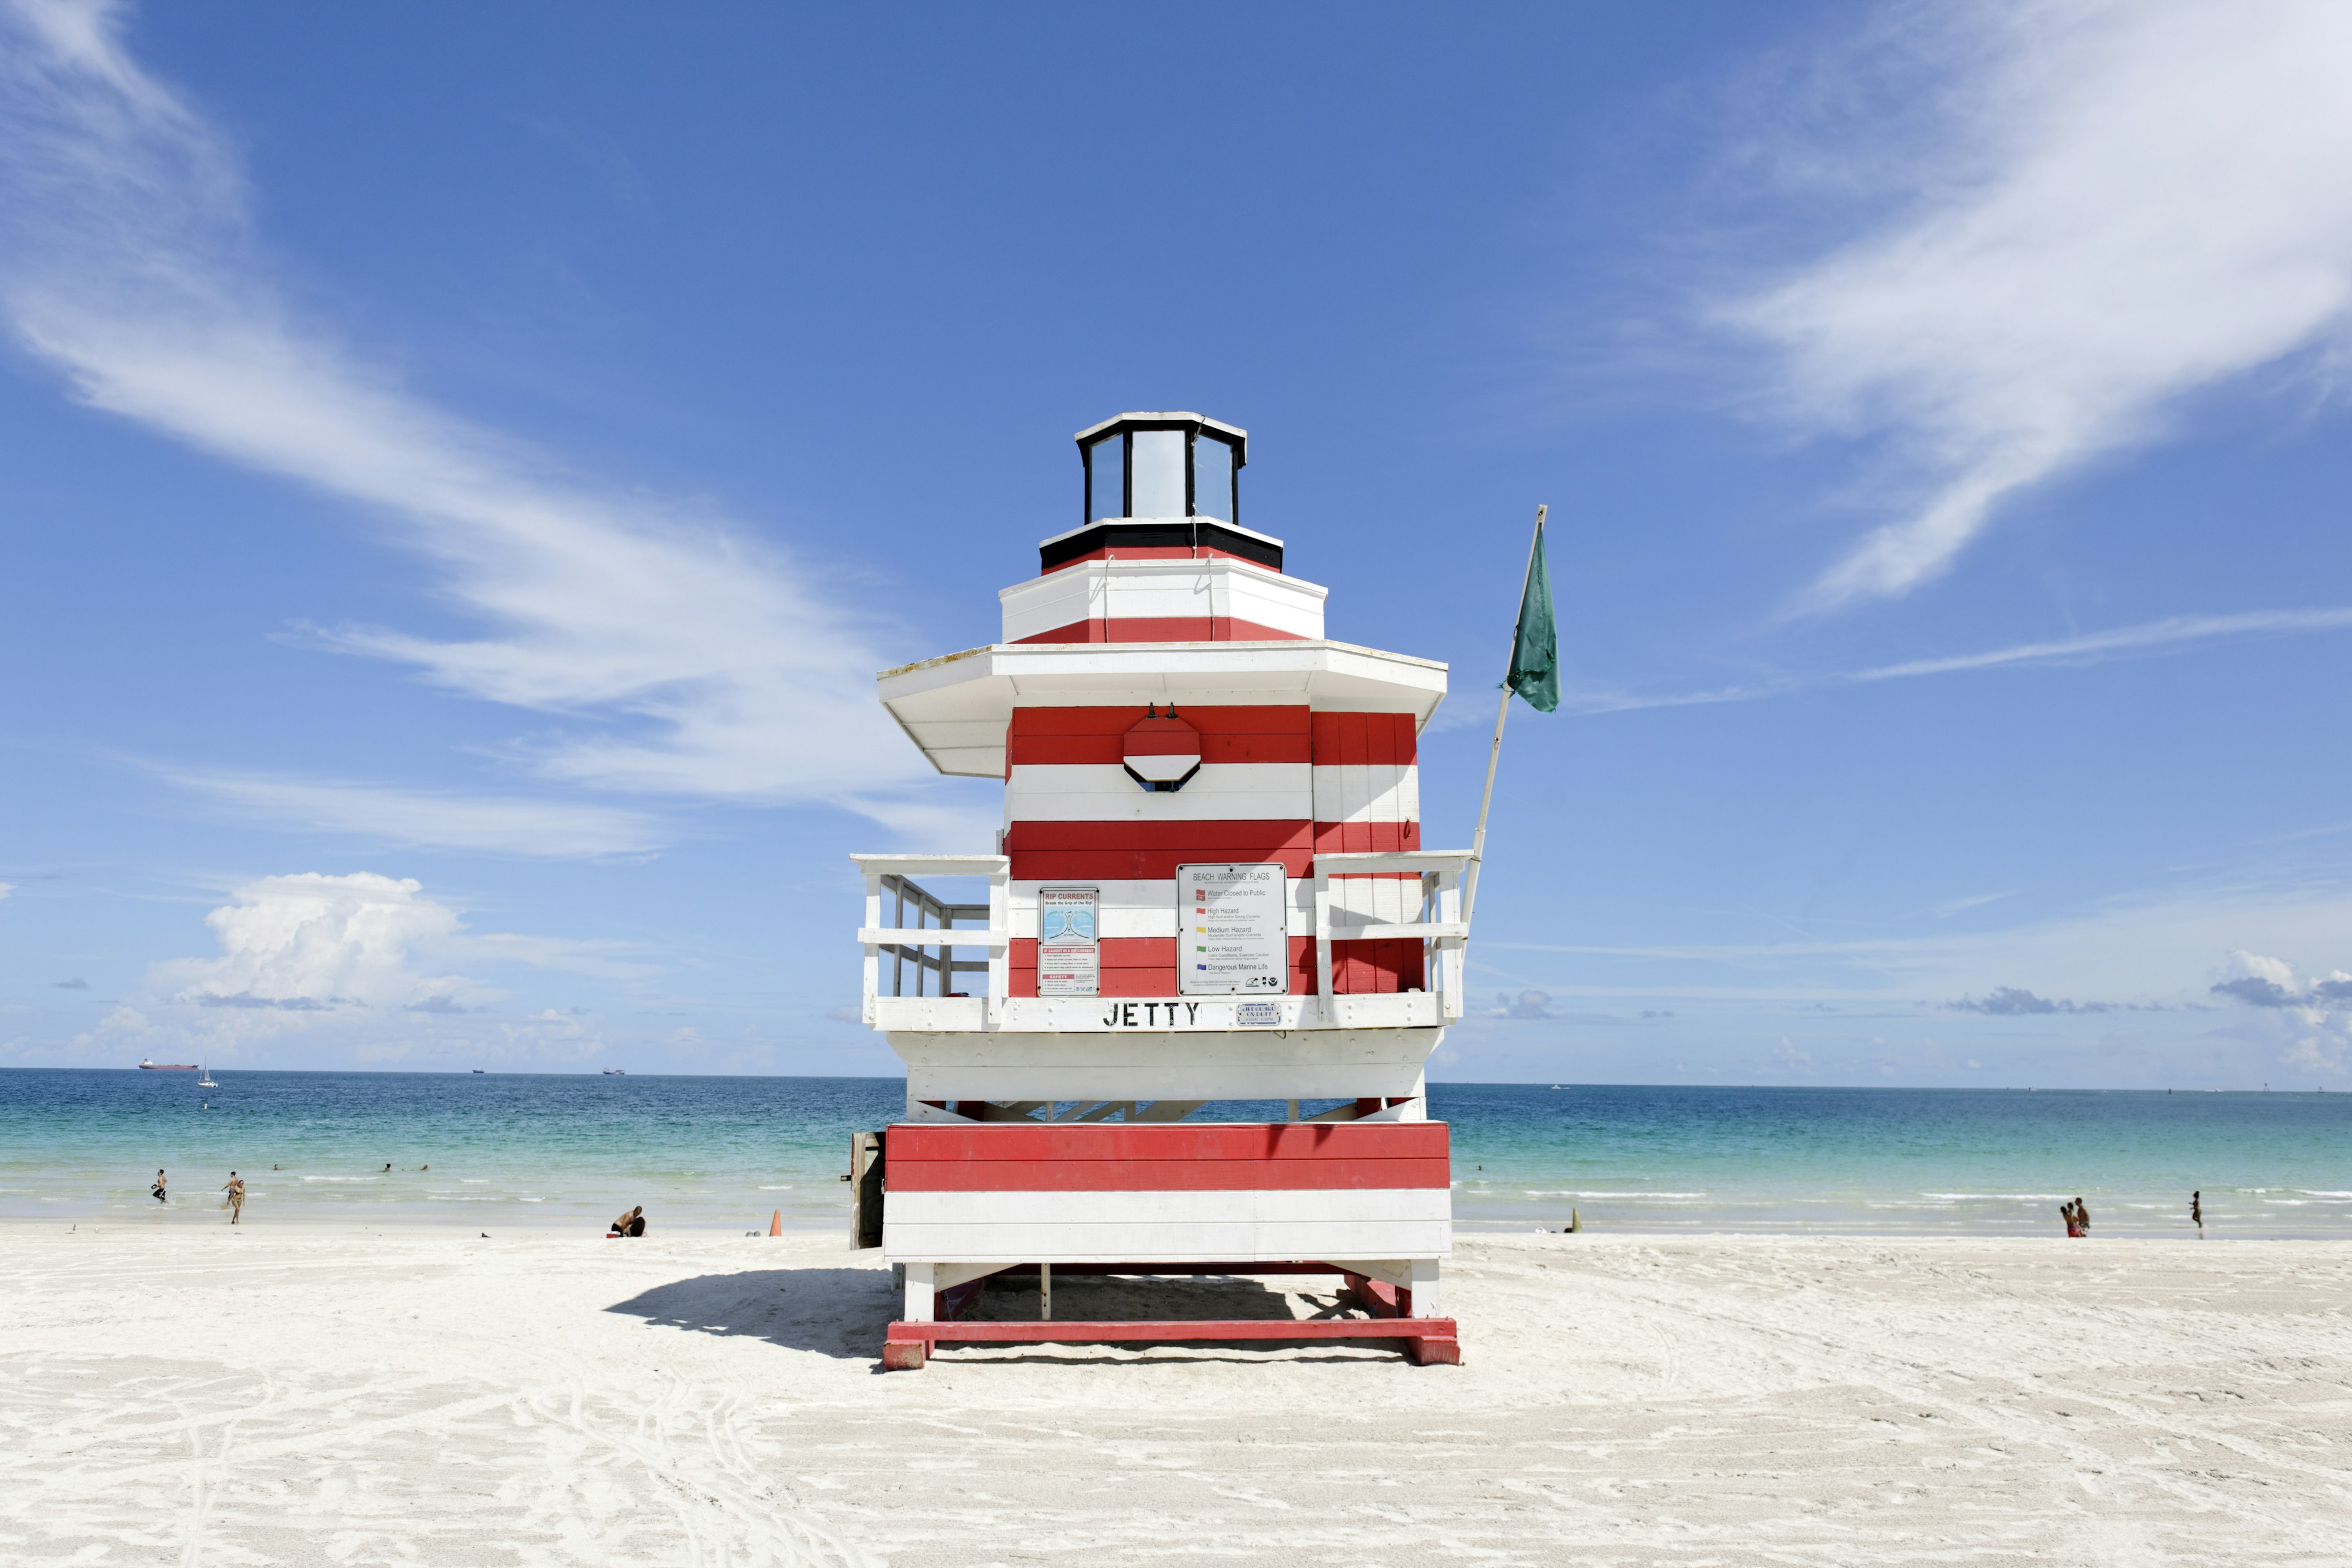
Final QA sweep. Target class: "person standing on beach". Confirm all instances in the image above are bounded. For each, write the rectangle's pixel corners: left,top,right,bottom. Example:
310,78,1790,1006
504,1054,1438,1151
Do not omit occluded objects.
152,1169,167,1203
2192,1190,2203,1237
2075,1197,2091,1235
2060,1200,2082,1237
222,1171,245,1224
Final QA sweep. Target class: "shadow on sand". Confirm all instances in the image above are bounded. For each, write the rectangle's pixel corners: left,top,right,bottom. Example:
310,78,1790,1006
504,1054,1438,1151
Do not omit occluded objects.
605,1266,1403,1366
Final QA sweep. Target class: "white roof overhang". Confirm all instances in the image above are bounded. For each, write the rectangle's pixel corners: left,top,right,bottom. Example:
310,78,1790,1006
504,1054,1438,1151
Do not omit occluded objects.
877,640,1451,778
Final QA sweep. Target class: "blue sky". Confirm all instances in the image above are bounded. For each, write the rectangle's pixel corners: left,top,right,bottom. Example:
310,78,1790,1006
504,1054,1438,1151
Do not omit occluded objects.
7,0,2352,1087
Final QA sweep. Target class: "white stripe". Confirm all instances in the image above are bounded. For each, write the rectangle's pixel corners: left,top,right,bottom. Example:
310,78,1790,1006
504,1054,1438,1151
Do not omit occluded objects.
884,1187,1450,1264
1010,880,1314,938
1007,763,1311,822
1310,764,1417,826
999,558,1327,643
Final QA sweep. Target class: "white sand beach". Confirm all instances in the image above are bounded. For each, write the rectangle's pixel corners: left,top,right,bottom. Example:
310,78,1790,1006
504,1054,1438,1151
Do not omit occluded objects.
4,1228,2348,1566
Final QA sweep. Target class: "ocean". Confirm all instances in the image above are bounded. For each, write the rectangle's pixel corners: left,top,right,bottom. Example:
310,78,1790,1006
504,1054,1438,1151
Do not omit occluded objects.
3,1070,2346,1238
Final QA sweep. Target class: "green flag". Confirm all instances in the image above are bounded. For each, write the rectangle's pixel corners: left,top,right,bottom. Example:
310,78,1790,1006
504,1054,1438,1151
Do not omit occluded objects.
1504,517,1558,712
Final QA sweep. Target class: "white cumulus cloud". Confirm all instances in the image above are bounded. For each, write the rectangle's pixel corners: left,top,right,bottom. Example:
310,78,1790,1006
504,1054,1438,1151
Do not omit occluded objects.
72,869,664,1058
155,872,470,1014
1723,0,2352,610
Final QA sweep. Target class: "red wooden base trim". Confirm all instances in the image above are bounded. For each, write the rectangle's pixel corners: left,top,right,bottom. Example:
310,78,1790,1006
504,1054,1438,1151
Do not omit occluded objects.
881,1338,927,1371
1409,1330,1461,1366
989,1261,1349,1276
888,1120,1447,1163
888,1317,1458,1349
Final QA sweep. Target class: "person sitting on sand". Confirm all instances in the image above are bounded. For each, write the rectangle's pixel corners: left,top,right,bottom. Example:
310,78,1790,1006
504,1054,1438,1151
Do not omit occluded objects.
152,1169,167,1203
610,1205,645,1237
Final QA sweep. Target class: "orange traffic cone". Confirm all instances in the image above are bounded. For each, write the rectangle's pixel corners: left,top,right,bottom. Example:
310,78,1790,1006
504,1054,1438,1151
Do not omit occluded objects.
768,1208,782,1237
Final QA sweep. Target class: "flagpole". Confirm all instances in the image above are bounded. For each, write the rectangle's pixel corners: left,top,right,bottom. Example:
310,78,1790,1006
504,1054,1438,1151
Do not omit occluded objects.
1461,503,1545,934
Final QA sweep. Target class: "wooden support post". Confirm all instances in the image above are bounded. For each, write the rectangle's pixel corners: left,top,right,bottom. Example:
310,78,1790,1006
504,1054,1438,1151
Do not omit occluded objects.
902,1262,935,1322
1408,1259,1442,1316
1040,1262,1052,1321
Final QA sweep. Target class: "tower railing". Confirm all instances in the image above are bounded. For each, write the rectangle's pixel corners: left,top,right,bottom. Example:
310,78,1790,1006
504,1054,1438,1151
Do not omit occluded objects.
853,855,1011,1026
851,850,1471,1029
1311,850,1472,1024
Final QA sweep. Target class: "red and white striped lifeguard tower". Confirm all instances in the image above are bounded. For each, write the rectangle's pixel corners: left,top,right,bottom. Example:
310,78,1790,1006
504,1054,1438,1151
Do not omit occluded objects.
851,413,1469,1370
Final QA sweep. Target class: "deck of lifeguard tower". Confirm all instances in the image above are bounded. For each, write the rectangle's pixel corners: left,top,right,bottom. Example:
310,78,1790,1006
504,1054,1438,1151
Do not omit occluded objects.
850,413,1468,1369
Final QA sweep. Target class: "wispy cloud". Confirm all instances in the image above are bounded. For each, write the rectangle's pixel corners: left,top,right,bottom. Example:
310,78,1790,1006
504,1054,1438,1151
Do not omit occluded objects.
1853,608,2352,682
0,1,960,840
1720,1,2352,610
1481,876,2352,1009
1569,605,2352,714
1931,890,2016,919
168,770,673,859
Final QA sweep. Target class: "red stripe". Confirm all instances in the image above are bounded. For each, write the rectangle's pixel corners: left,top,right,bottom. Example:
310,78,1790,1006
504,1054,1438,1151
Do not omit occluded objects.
887,1157,1450,1191
1311,821,1421,854
1011,936,1413,995
1012,937,1313,997
1016,736,1309,764
890,1122,1447,1161
1013,706,1308,737
1041,545,1270,574
1009,706,1310,766
1310,712,1417,767
1014,616,1308,644
1332,937,1426,994
1007,820,1313,880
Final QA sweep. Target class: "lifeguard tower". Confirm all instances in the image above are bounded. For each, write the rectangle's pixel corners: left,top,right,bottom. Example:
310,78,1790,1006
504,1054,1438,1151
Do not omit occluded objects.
852,413,1469,1369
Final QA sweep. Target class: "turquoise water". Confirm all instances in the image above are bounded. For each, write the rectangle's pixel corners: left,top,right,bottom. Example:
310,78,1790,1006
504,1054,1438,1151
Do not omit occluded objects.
3,1071,2345,1237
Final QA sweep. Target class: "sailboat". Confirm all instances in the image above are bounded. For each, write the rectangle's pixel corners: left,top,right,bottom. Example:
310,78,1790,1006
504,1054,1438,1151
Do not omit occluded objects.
197,1067,219,1088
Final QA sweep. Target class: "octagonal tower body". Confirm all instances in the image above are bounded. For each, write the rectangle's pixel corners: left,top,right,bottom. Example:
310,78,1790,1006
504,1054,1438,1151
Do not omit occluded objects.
884,413,1446,1023
856,415,1469,1349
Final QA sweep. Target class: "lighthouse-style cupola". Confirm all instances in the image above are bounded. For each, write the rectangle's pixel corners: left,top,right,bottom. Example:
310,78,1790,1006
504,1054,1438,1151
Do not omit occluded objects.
1078,411,1246,529
1010,413,1318,646
850,413,1470,1371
